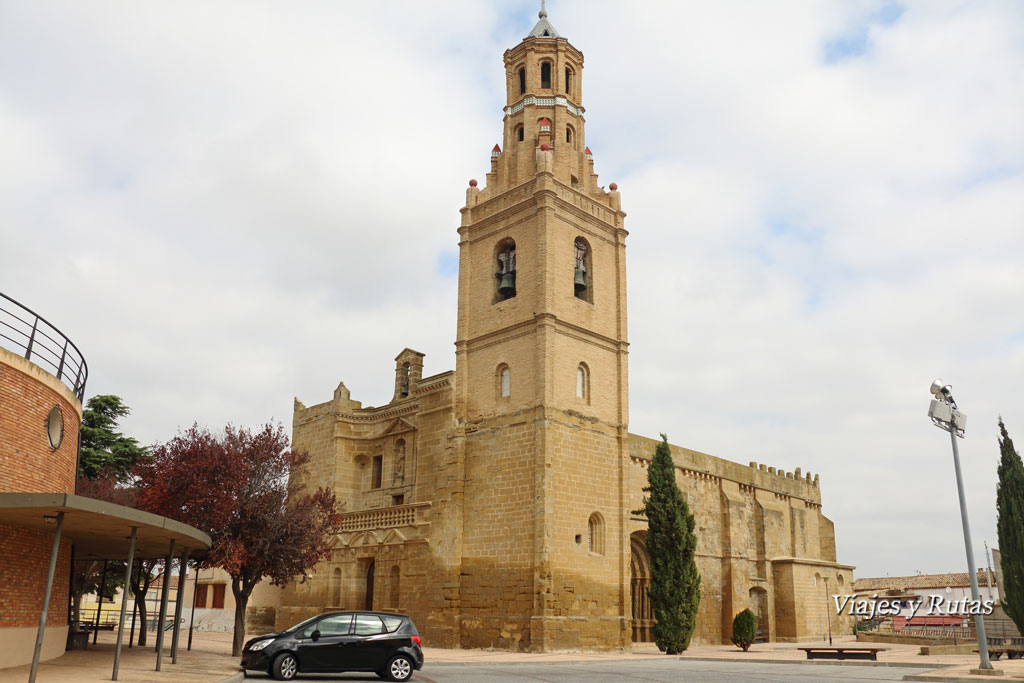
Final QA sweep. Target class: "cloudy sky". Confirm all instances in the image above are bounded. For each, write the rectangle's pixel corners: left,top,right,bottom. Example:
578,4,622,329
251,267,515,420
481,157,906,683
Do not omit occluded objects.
2,1,1022,579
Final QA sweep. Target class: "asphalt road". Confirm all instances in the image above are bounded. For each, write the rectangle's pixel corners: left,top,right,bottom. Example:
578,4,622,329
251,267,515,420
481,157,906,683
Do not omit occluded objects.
245,659,936,682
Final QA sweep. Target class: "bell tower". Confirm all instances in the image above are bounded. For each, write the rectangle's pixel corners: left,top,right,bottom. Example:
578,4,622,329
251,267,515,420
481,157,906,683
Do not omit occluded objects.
452,2,631,651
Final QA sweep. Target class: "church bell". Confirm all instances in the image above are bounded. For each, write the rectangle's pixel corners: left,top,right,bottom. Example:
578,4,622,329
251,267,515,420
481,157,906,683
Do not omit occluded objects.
574,268,587,293
498,272,516,297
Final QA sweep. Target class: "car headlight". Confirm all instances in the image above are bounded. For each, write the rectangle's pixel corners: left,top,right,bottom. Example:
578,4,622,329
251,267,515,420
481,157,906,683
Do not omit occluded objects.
249,639,273,651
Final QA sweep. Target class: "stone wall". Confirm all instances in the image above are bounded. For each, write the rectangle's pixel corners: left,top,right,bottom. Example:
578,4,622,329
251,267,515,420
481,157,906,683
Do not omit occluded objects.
627,434,853,645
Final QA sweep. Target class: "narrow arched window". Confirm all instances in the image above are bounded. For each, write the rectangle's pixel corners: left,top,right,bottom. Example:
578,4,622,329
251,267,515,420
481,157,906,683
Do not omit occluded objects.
588,513,605,554
371,454,383,489
498,364,511,398
576,363,590,402
518,67,526,95
390,565,401,607
573,237,592,302
515,124,524,142
566,126,572,145
494,238,516,302
565,67,572,95
331,567,342,606
541,62,551,89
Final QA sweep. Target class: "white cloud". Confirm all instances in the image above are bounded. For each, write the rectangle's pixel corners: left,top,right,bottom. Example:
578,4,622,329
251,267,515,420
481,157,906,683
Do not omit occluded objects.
1,0,1021,579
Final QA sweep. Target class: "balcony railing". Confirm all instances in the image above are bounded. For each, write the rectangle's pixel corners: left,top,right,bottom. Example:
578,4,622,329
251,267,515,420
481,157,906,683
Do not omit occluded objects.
339,503,428,532
0,291,88,400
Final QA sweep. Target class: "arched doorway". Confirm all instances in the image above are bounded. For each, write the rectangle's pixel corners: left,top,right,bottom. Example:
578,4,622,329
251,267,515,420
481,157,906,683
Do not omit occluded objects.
749,586,769,642
364,560,375,610
630,531,654,642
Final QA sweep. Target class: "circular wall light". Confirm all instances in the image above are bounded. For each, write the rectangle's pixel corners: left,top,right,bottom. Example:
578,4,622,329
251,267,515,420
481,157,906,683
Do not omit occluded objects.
46,405,64,450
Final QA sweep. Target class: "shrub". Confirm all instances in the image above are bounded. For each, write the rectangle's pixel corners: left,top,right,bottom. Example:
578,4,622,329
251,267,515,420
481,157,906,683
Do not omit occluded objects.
731,608,757,651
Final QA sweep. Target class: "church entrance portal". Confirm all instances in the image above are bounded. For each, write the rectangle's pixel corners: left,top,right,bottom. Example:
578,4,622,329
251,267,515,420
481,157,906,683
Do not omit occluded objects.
630,532,654,642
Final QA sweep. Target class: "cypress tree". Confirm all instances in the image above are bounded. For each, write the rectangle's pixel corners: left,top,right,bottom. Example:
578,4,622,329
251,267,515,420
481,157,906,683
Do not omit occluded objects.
635,434,701,654
996,419,1024,636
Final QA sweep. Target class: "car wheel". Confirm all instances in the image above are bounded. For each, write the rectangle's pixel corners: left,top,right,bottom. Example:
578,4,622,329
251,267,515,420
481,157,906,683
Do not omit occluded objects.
271,653,298,681
385,654,414,682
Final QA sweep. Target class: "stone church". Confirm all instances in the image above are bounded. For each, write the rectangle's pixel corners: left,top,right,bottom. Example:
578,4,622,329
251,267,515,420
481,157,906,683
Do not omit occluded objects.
250,6,854,651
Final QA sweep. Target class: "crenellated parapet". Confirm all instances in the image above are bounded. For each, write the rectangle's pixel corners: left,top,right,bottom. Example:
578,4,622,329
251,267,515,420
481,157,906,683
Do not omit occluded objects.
627,434,822,505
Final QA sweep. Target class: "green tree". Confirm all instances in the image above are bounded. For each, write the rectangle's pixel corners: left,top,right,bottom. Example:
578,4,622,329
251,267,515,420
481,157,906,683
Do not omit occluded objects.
997,419,1024,635
634,434,701,654
731,608,757,651
69,559,125,628
78,395,148,480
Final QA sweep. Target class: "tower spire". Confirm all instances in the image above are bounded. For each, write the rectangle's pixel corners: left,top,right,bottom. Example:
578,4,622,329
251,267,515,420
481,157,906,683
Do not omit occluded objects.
527,0,560,38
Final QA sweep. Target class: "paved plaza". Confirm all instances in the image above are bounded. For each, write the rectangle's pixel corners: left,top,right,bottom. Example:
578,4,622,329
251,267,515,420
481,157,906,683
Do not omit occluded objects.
2,632,1022,682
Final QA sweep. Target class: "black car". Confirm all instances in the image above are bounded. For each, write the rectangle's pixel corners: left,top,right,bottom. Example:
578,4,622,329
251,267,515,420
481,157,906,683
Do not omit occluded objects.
241,611,424,681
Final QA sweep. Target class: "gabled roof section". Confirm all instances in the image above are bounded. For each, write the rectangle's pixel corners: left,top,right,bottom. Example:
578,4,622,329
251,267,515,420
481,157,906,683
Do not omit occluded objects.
382,417,416,436
527,0,560,38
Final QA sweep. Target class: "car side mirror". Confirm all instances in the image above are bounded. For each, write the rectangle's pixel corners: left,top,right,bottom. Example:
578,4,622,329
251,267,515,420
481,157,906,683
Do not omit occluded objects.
311,630,320,642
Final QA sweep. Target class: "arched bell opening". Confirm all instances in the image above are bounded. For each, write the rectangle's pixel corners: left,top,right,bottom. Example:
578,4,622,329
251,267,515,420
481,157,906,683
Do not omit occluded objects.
540,61,552,90
493,238,517,303
573,237,593,303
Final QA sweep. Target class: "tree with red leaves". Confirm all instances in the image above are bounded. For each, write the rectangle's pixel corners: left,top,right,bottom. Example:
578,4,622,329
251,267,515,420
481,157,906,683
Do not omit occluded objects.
136,423,342,656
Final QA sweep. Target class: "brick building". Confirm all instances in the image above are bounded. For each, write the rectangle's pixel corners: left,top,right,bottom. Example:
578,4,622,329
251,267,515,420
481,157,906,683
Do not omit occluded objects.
0,338,81,667
249,7,854,651
0,292,211,674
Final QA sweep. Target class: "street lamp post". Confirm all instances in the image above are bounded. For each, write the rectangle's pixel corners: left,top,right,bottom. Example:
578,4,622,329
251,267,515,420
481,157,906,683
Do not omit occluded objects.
823,575,833,645
927,379,992,670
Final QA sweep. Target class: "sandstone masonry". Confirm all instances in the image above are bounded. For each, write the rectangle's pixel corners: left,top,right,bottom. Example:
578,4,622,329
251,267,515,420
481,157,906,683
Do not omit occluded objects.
249,8,854,651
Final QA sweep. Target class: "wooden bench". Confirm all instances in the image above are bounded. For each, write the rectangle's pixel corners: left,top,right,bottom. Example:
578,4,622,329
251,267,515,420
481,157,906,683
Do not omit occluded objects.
86,623,117,632
977,648,1024,660
798,647,883,661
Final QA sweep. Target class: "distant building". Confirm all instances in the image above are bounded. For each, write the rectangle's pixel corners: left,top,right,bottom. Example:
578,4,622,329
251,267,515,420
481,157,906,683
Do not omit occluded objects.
853,571,998,630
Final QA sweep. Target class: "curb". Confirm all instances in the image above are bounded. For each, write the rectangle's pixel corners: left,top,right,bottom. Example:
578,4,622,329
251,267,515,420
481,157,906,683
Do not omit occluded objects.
421,656,937,670
217,671,244,683
681,656,938,669
903,677,1024,682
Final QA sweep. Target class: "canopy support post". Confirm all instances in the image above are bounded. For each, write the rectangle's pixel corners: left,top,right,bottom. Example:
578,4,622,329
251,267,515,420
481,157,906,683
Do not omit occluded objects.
112,526,138,681
28,511,64,683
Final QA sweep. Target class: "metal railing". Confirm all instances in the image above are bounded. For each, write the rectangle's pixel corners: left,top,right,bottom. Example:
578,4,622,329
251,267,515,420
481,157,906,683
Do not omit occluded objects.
77,606,175,632
0,291,87,400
